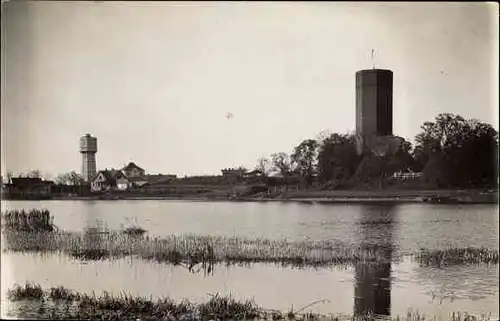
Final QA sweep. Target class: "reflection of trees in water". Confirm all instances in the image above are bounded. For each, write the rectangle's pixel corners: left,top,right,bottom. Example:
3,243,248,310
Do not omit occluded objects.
354,204,397,318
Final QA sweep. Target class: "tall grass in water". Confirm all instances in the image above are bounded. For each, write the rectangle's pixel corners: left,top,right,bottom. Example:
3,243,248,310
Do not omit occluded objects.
416,247,499,266
3,230,498,268
7,282,44,300
5,283,497,321
1,209,55,232
3,231,398,268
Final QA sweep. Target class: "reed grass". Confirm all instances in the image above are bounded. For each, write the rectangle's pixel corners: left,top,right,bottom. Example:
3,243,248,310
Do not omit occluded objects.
415,247,499,266
2,230,401,269
2,210,496,268
2,230,498,269
1,209,55,232
5,283,497,321
7,281,44,300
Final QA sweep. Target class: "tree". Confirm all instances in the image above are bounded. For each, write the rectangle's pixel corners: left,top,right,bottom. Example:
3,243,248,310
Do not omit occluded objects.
68,171,85,185
291,139,319,186
315,130,332,145
421,154,450,188
317,133,361,186
55,171,85,185
6,171,13,184
255,157,272,177
415,113,498,188
27,170,42,178
270,152,295,186
413,113,468,169
385,138,417,174
351,153,389,188
55,173,70,185
443,120,498,187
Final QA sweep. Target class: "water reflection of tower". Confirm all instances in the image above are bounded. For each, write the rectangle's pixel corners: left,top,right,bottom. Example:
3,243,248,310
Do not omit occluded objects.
354,204,397,317
83,202,102,250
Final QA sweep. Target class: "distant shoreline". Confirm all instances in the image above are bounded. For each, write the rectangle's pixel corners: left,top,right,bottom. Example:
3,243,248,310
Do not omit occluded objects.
2,189,498,204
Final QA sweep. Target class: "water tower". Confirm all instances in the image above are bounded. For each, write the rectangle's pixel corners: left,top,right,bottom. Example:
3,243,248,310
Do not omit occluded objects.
80,134,97,182
355,69,401,156
355,69,393,137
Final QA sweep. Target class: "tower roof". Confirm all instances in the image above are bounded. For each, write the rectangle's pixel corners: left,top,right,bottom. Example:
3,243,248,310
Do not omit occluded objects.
356,69,393,74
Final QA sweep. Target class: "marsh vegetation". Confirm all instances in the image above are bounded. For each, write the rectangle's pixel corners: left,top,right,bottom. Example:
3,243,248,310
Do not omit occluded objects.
2,207,498,319
3,228,498,270
1,209,56,232
6,283,496,321
2,209,498,269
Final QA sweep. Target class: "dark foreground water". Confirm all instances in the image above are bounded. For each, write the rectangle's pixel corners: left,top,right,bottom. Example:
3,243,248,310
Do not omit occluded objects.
1,200,499,318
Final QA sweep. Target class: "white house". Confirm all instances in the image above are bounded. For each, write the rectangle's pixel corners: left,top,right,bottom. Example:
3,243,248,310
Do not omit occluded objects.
91,170,130,192
116,177,131,191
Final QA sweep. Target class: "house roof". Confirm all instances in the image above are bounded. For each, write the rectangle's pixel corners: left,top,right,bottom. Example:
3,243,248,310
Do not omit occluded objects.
92,169,126,184
122,162,144,172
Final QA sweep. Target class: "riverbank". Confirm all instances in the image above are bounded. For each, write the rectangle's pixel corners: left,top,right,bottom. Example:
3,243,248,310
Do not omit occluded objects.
3,189,497,204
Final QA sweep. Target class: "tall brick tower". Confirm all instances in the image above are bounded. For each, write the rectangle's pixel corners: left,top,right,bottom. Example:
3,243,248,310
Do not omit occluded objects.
355,69,401,156
80,134,97,182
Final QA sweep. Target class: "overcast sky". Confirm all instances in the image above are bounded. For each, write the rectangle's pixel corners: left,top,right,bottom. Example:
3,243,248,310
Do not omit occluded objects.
1,1,498,177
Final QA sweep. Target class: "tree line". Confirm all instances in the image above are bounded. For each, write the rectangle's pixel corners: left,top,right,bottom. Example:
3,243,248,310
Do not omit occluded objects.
254,113,498,189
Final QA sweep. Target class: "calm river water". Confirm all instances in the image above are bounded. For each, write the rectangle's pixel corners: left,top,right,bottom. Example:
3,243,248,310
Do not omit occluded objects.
1,200,499,318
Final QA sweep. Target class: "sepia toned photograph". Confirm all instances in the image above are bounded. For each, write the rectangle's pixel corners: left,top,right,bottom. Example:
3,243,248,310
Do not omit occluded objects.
1,1,499,320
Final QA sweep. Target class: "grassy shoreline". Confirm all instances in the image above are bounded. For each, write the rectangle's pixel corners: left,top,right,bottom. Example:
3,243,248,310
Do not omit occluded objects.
2,230,498,268
4,283,498,321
